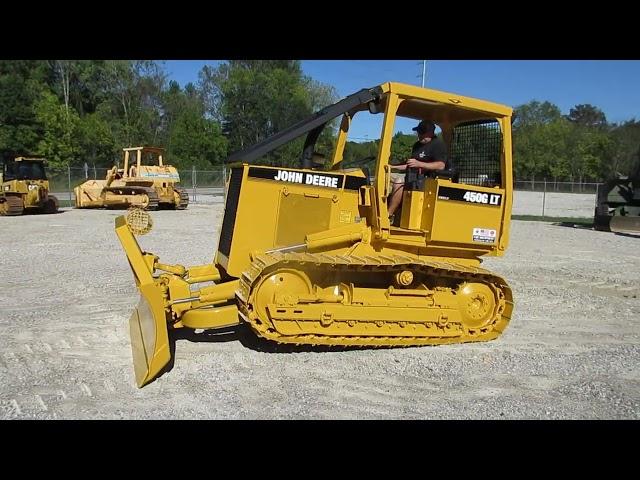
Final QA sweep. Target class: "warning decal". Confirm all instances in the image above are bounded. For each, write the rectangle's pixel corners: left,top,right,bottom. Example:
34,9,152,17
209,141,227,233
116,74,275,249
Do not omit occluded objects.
473,227,497,243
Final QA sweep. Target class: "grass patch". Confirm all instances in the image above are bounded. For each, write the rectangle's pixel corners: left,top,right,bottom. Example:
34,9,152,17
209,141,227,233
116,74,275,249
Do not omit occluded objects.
512,215,594,227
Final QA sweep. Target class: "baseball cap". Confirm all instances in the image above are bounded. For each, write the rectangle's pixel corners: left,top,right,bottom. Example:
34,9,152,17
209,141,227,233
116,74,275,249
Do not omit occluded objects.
412,120,436,134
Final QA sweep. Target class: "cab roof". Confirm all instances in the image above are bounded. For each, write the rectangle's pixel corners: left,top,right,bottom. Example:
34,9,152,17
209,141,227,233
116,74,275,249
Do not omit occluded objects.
365,82,513,125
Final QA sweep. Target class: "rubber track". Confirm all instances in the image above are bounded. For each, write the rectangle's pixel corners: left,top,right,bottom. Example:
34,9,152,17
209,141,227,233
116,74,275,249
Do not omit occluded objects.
237,251,514,346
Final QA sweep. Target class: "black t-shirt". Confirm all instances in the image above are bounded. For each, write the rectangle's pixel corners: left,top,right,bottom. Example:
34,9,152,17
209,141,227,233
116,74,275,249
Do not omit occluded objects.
411,136,448,170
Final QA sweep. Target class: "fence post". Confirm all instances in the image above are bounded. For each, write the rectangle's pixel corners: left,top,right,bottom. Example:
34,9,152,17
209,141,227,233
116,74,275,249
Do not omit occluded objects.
192,165,197,204
93,163,97,180
542,178,547,218
67,164,72,208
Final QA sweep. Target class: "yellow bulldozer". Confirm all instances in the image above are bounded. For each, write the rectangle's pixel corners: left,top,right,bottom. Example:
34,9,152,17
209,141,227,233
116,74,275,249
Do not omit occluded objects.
0,156,59,216
115,82,515,387
74,146,189,210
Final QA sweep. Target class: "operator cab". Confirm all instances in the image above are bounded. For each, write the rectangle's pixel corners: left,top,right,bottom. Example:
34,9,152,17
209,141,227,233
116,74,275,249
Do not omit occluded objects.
2,157,48,181
322,84,511,256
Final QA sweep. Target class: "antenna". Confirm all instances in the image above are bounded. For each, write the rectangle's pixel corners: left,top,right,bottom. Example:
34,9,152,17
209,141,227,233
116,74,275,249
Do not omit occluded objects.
416,60,427,87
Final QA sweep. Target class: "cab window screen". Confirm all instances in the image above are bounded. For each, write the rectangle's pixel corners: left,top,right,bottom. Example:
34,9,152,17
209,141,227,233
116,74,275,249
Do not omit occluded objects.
450,119,502,187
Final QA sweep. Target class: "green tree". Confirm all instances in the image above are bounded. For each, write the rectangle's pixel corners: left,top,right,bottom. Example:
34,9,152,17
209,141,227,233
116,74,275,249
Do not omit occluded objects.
608,119,640,177
169,110,227,169
101,60,167,147
343,140,379,168
566,104,607,129
513,101,568,181
544,120,573,179
0,60,51,155
34,90,81,168
513,100,562,128
390,132,415,162
513,99,620,181
168,88,228,169
198,61,338,166
569,127,615,181
78,109,118,168
159,81,228,169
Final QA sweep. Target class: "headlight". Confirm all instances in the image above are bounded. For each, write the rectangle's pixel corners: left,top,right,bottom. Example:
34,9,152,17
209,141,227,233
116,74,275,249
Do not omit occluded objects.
3,186,9,191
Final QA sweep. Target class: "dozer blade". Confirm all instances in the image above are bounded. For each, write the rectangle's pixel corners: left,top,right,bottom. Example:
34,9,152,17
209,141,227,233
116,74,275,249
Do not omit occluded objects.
129,285,171,387
115,216,171,387
609,216,640,234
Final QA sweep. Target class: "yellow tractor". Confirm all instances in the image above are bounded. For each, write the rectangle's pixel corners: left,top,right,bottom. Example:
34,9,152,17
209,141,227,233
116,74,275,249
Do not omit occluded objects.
74,146,189,210
0,156,59,216
115,82,515,387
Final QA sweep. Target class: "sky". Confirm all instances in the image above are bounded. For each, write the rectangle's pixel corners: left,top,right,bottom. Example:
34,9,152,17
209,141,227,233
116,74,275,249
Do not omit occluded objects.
163,60,640,141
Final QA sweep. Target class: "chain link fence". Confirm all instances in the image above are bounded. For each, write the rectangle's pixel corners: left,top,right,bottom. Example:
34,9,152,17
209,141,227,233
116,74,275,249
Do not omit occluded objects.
48,166,228,207
514,180,600,194
48,167,602,219
513,180,602,219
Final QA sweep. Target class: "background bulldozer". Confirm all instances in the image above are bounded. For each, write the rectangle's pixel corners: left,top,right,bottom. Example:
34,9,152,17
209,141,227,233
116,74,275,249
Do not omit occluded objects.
0,156,59,216
115,82,515,387
75,146,189,210
594,156,640,234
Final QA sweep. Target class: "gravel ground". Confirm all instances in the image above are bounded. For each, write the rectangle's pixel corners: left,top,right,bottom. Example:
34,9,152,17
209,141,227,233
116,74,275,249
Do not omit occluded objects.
1,199,638,419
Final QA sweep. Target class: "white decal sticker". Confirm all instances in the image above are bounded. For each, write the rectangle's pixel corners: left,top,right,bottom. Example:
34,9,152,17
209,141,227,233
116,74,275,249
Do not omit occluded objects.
472,227,497,243
273,170,339,188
